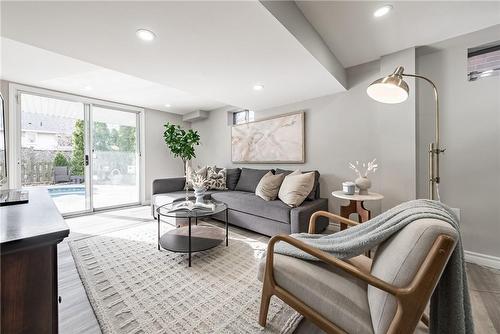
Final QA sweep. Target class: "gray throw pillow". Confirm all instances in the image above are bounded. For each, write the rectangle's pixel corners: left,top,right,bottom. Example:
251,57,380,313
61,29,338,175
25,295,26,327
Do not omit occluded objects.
225,168,242,190
234,168,272,193
276,168,320,200
255,171,285,201
278,170,315,207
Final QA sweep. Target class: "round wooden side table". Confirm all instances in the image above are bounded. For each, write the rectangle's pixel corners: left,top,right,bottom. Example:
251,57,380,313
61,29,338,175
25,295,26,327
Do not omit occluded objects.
332,191,384,230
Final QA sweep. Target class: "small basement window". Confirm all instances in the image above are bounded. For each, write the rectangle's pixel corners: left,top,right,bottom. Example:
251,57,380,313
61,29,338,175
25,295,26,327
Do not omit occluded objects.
467,41,500,81
232,110,254,125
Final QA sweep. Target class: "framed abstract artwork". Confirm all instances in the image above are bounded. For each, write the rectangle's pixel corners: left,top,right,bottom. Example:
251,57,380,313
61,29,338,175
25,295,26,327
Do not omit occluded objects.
231,111,305,163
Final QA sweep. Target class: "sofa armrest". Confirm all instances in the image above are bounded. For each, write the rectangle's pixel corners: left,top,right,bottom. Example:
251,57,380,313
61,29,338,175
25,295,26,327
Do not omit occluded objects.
152,177,186,196
290,198,328,234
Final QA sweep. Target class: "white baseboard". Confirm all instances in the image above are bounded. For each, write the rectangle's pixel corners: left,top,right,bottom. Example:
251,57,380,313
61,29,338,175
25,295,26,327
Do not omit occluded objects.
464,250,500,270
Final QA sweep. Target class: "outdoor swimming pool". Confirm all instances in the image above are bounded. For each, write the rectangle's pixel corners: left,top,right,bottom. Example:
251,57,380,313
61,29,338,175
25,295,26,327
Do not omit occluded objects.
44,184,137,214
47,185,85,198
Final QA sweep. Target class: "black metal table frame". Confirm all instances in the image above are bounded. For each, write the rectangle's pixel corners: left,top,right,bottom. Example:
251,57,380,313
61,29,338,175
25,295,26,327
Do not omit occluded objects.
157,208,229,267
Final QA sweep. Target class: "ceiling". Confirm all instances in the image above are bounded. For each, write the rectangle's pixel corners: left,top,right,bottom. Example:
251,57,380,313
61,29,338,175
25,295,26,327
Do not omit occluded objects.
0,1,345,114
1,38,225,114
296,1,500,68
1,1,499,114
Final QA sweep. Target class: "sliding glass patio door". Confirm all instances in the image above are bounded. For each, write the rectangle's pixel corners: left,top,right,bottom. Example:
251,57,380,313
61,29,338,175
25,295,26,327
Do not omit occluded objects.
91,106,140,209
18,92,90,214
12,86,141,215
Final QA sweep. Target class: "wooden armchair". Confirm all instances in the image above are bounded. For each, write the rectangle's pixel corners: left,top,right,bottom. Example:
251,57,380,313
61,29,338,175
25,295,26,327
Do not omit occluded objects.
258,211,458,334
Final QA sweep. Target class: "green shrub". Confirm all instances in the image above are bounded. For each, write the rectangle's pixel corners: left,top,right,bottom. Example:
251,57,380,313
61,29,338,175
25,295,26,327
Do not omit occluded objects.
54,152,69,167
71,119,85,175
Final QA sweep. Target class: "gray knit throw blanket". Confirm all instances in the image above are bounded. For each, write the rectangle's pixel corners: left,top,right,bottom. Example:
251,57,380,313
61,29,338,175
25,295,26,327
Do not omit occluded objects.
274,199,473,334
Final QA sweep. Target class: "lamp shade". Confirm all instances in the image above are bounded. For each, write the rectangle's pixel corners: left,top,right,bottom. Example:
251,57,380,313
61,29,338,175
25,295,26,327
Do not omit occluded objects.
367,66,409,104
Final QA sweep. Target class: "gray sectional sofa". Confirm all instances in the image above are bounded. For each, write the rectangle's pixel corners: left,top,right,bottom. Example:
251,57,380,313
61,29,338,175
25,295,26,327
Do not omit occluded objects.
151,168,329,236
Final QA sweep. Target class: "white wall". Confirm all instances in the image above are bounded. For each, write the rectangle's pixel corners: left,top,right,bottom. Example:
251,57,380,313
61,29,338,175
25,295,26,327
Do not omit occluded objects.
416,26,500,258
143,108,187,203
375,48,416,210
192,49,417,215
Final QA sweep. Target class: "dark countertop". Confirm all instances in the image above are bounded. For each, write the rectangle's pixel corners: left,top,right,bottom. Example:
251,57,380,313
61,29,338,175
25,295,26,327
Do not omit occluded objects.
1,188,69,253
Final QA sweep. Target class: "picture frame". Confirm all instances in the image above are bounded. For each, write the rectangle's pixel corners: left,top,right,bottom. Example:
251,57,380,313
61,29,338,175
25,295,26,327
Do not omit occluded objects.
231,111,305,164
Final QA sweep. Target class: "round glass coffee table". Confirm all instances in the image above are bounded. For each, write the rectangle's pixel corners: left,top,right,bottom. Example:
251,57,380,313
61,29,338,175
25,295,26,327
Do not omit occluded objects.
156,199,228,267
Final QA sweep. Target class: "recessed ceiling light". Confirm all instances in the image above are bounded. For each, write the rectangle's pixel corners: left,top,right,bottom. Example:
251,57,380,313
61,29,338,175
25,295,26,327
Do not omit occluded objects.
253,84,264,91
374,5,393,18
164,104,171,108
83,85,92,91
136,29,156,41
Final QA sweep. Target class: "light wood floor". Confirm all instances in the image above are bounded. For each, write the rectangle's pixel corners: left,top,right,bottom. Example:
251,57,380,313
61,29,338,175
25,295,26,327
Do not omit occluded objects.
58,206,500,334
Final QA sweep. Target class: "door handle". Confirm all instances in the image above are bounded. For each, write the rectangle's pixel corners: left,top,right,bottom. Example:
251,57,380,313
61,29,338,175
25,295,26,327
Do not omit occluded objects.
85,155,89,166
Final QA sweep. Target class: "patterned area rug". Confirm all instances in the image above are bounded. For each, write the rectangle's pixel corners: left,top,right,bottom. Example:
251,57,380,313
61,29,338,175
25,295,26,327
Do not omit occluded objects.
69,223,302,334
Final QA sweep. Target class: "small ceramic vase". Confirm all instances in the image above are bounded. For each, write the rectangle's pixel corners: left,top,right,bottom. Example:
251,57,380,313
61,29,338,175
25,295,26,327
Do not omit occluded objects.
193,187,206,203
355,177,371,195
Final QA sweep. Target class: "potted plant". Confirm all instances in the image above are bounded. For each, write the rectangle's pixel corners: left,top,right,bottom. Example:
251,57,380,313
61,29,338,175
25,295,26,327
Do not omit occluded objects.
163,122,201,199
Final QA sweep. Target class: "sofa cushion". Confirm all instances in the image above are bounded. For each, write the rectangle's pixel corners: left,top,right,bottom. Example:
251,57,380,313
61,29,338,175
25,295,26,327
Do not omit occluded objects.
258,254,373,334
276,168,320,200
368,218,458,334
278,170,315,207
255,171,285,201
234,168,272,193
225,168,241,190
211,191,291,223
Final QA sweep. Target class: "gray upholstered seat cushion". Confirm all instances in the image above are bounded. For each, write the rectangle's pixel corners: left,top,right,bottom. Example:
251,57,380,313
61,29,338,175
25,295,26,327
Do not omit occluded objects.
211,191,291,223
234,168,272,193
368,218,458,334
258,254,374,334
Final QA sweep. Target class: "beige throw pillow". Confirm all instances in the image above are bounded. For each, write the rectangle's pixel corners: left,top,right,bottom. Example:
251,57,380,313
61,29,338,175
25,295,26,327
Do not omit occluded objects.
278,170,315,207
255,171,285,201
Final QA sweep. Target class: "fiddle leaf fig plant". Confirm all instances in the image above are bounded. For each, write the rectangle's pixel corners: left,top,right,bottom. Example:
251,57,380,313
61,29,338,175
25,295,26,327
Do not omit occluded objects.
163,122,201,173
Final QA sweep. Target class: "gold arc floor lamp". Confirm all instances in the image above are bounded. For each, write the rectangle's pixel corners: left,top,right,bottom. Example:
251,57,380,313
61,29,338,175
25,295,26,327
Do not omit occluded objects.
366,66,445,200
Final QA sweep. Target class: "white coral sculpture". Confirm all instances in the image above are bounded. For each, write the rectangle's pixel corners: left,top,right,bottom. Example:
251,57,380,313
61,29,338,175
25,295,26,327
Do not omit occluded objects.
349,159,378,178
191,172,207,189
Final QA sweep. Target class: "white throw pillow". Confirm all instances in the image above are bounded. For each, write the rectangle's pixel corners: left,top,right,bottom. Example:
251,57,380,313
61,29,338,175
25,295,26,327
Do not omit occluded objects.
255,171,285,201
278,170,315,207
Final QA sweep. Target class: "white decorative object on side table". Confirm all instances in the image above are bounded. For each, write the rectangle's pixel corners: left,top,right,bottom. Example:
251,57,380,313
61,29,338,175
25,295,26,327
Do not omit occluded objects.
348,159,378,195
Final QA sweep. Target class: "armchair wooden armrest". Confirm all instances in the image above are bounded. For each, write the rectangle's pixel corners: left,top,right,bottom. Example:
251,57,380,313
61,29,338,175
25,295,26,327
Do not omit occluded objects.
308,211,359,234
